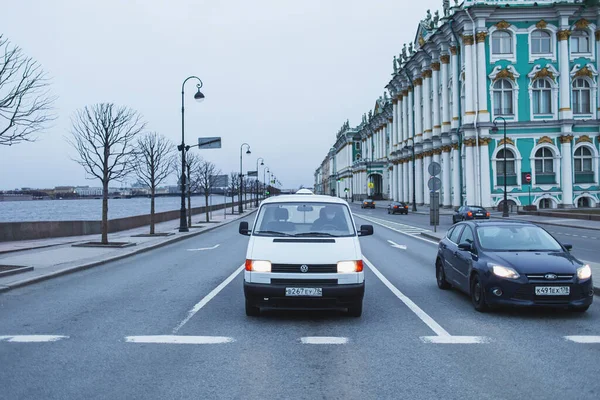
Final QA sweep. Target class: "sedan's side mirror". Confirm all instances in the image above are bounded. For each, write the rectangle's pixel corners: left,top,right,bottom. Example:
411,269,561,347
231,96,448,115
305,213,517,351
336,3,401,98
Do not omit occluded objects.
458,242,472,252
563,243,573,251
239,221,251,236
358,225,374,236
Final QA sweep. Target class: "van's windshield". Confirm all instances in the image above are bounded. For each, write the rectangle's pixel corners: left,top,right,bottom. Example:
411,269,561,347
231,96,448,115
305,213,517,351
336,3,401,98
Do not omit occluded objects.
253,202,355,237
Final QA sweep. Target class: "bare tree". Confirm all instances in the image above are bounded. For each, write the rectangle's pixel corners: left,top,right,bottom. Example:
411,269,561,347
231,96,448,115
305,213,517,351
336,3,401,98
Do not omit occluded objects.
194,160,221,222
228,172,240,214
174,151,202,227
68,103,145,244
0,35,56,146
134,132,174,234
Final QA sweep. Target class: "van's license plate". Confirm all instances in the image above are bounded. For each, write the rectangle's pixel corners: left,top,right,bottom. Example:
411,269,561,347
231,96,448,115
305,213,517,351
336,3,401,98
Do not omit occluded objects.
285,288,322,297
535,286,570,296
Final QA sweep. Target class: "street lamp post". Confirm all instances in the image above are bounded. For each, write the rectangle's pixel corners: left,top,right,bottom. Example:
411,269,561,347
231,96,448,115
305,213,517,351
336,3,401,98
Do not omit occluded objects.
263,167,270,198
239,143,251,213
492,117,509,217
178,76,205,232
255,158,264,207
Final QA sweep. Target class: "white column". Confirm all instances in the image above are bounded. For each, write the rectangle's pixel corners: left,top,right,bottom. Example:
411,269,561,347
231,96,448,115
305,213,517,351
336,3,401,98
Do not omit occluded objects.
423,151,432,205
407,89,414,142
392,101,398,147
403,160,410,203
391,164,396,201
414,81,423,142
476,31,489,122
397,162,403,201
442,146,451,207
463,35,475,123
441,55,451,133
450,47,460,130
415,156,423,204
422,70,432,141
465,142,476,205
479,140,491,207
558,29,572,119
452,144,461,206
560,135,574,207
432,63,441,136
597,25,600,120
397,97,403,145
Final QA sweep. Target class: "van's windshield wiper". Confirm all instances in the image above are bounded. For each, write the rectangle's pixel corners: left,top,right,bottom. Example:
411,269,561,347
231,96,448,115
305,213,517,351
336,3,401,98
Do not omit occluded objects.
254,230,294,237
293,232,338,237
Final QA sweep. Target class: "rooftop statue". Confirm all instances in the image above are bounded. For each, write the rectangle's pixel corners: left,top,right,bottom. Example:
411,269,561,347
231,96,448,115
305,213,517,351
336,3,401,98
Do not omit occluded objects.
443,0,450,16
408,42,414,55
433,11,439,28
393,55,398,73
402,44,408,61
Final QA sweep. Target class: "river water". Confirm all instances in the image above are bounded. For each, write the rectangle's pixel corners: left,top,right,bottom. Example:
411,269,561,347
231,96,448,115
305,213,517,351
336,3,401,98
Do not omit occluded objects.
0,195,242,222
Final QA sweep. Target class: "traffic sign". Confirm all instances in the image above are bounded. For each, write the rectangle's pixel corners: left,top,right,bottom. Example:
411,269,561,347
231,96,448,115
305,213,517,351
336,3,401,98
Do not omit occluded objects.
428,161,441,177
368,182,374,189
197,137,222,149
525,173,531,184
427,177,442,191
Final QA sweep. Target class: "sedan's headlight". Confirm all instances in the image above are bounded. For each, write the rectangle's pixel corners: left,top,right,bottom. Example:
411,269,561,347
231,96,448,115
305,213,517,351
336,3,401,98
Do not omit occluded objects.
489,264,520,279
577,264,592,280
245,260,271,272
337,260,364,273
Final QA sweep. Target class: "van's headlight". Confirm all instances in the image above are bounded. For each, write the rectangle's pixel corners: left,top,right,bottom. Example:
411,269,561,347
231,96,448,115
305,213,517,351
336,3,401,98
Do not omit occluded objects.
245,260,271,272
489,264,520,279
337,260,364,273
577,264,592,280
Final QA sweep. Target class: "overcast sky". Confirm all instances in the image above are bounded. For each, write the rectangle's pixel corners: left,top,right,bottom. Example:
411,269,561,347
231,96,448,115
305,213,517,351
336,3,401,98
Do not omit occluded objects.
0,0,440,191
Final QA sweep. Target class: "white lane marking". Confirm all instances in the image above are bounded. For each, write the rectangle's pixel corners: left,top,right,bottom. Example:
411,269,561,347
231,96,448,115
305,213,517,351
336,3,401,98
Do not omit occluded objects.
364,257,489,344
564,336,600,344
581,236,588,239
300,336,348,345
387,240,407,250
356,214,439,245
0,335,69,343
172,264,245,333
125,335,234,344
187,244,220,251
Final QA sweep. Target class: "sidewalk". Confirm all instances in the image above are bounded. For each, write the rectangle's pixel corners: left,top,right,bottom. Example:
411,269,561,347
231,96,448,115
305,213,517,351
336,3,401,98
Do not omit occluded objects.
0,207,256,293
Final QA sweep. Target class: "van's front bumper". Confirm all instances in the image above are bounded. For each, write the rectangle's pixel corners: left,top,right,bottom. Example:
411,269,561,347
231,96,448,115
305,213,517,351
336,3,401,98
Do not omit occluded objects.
244,282,365,309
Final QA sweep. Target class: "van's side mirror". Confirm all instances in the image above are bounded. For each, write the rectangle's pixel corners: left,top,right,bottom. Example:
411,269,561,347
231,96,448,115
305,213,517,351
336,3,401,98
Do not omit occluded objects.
563,243,573,251
239,221,251,236
458,242,472,252
358,225,373,236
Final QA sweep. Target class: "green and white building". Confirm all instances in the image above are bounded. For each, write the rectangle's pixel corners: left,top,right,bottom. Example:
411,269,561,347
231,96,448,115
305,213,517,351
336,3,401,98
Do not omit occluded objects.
315,0,600,209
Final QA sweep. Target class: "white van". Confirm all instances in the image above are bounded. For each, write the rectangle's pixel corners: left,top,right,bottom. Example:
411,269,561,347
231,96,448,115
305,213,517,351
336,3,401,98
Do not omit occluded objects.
239,194,373,317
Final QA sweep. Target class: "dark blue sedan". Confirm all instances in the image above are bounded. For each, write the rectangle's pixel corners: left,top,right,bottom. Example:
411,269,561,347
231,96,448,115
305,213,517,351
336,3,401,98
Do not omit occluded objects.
435,220,593,312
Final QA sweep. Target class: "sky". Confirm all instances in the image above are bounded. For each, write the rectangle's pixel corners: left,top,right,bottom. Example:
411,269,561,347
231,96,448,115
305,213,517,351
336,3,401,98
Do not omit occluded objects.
0,0,441,191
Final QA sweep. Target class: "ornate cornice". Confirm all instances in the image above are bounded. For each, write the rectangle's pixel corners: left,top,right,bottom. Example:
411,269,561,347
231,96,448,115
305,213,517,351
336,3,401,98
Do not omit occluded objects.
537,136,554,145
431,62,441,72
407,86,413,92
596,30,600,42
415,153,424,160
433,148,442,155
392,98,399,104
414,77,423,86
418,36,426,47
495,20,511,30
441,145,452,153
402,90,409,96
479,137,492,146
440,55,450,64
559,135,573,144
462,35,474,46
534,67,555,81
536,20,548,30
498,137,515,146
574,66,593,79
451,143,459,151
476,32,487,43
449,46,457,55
422,70,433,78
575,19,590,30
463,138,477,147
557,29,571,41
575,135,593,144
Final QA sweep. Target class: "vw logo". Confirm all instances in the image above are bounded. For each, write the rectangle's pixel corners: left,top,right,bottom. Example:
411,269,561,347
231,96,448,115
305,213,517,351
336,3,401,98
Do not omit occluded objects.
300,265,309,273
545,274,557,280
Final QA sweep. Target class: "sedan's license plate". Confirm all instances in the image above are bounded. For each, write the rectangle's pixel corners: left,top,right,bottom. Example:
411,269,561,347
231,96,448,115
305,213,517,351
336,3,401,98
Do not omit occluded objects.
535,286,570,296
285,287,322,297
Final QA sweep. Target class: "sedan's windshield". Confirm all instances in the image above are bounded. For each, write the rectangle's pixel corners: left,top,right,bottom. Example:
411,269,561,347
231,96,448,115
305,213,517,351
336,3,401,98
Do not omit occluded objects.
476,225,562,251
253,202,355,237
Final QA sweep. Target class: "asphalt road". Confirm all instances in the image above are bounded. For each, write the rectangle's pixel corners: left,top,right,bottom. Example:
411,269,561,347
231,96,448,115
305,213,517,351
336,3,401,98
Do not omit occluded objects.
1,210,600,399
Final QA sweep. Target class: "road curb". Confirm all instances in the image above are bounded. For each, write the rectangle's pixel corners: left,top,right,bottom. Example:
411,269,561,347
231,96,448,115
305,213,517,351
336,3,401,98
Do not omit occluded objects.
0,210,256,294
420,232,443,242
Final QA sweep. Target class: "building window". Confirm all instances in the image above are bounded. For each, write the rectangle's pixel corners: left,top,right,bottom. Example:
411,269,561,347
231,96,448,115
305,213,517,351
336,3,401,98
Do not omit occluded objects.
535,147,555,184
493,79,514,115
539,198,553,209
496,149,517,186
531,30,551,54
571,30,591,54
577,197,591,208
532,79,552,114
572,78,591,114
492,31,512,55
574,146,594,184
355,142,361,151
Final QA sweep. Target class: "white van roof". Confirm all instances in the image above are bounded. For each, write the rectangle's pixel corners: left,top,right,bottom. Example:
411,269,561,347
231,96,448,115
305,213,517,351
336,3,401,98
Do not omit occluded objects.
262,194,347,205
295,189,314,195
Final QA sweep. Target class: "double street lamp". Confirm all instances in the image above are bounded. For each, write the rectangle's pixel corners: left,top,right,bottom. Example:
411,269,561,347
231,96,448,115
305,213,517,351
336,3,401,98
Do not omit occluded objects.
178,76,205,233
492,116,509,217
239,143,251,214
255,157,264,207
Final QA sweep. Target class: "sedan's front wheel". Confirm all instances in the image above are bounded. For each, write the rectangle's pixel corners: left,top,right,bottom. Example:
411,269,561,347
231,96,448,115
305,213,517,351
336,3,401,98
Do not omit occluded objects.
470,274,489,312
436,260,451,290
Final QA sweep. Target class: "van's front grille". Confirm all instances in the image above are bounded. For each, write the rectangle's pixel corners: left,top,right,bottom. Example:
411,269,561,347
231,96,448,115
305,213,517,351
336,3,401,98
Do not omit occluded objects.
271,264,337,273
270,279,338,286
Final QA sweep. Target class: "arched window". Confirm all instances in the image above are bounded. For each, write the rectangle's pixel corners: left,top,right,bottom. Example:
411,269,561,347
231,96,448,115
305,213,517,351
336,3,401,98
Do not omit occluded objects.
532,79,552,114
572,79,591,114
493,79,514,115
492,31,512,55
571,30,591,54
577,197,591,208
531,30,551,54
574,146,594,184
535,147,555,184
496,149,516,186
539,198,553,209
